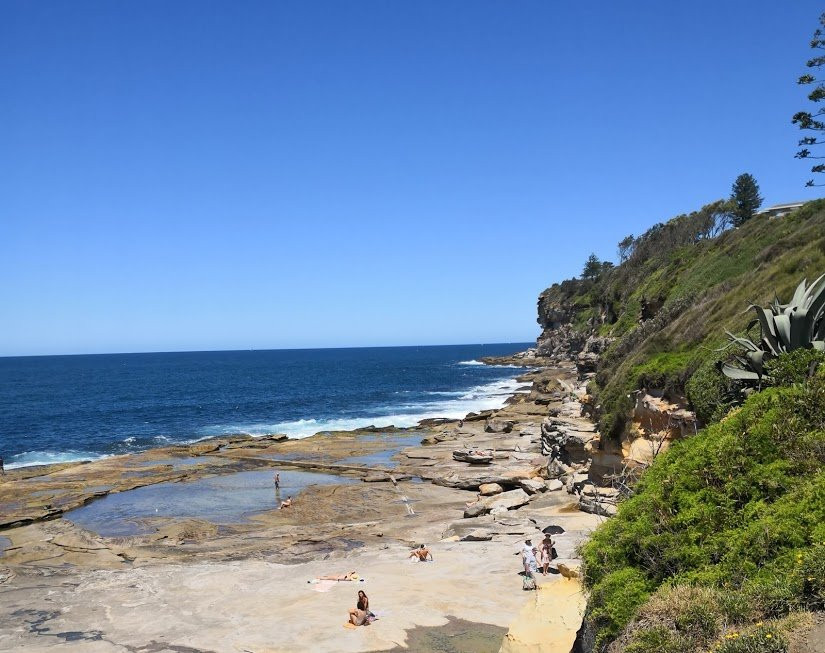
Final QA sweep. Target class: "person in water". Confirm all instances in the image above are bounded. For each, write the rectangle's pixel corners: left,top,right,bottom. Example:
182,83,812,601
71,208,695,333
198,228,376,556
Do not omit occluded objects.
279,496,292,509
408,544,433,561
274,473,280,489
348,590,369,626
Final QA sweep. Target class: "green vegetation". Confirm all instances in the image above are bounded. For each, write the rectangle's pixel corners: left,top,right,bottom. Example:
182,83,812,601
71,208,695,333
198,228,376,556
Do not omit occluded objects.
580,365,825,652
540,199,825,440
793,12,825,187
730,173,763,226
720,275,825,387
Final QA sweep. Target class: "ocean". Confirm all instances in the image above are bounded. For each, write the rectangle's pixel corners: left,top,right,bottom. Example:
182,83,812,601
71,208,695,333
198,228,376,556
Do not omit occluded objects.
0,343,532,469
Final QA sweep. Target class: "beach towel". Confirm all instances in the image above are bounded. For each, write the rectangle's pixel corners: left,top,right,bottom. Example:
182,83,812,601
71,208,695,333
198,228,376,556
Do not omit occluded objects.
311,579,336,592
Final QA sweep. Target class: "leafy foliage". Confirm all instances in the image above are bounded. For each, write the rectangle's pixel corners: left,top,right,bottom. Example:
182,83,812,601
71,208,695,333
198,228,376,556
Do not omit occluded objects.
719,274,825,386
580,370,825,651
539,199,825,438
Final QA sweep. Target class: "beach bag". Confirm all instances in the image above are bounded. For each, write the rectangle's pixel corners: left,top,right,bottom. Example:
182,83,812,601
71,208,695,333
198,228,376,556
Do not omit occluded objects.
522,575,536,591
551,546,558,560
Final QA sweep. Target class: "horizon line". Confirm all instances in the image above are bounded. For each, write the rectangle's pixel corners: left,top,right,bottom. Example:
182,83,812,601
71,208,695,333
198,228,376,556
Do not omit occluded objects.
0,340,538,360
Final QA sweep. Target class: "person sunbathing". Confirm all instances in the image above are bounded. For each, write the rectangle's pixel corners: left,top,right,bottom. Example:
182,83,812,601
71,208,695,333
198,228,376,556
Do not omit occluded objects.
279,496,292,509
408,544,433,561
318,571,359,581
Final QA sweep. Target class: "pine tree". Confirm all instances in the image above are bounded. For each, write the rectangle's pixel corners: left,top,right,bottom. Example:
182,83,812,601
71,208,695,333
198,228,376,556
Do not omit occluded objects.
730,173,763,227
582,253,602,280
793,12,825,186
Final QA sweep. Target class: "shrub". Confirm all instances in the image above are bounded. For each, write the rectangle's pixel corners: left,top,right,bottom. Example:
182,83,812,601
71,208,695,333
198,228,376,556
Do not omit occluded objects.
581,371,825,649
715,626,787,653
765,348,825,387
686,356,738,424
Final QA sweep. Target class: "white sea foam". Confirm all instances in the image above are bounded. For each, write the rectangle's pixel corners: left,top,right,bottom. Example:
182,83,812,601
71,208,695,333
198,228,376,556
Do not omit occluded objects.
198,375,530,440
6,450,104,470
457,359,484,365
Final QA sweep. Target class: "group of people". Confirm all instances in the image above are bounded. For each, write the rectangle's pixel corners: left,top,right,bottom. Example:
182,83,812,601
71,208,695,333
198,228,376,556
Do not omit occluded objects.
343,544,433,628
521,534,555,588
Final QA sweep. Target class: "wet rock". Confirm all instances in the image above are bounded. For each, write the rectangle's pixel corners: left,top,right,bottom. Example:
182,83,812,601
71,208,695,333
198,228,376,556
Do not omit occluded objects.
362,473,391,483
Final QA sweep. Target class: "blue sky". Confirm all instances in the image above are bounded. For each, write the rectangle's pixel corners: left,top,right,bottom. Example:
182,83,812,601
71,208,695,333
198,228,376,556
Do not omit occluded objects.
1,1,822,356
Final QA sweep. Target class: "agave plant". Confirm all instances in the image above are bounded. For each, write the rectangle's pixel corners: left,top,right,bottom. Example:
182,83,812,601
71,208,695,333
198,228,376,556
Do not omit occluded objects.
720,274,825,384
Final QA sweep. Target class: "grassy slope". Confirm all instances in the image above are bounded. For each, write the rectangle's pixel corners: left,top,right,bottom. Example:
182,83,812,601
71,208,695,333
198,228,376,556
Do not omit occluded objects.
535,201,825,652
580,371,825,652
552,200,825,436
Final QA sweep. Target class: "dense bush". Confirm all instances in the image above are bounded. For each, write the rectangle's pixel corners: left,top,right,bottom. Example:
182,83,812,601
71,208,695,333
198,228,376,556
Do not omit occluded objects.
685,356,738,424
765,348,825,387
581,369,825,651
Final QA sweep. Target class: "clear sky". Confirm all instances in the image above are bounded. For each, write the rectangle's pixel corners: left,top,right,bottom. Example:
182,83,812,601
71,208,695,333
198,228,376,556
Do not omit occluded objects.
1,1,822,356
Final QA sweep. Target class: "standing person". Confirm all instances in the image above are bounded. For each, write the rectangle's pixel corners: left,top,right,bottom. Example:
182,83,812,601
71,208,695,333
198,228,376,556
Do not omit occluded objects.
539,535,553,575
0,455,4,475
348,590,369,626
521,539,538,589
274,473,280,490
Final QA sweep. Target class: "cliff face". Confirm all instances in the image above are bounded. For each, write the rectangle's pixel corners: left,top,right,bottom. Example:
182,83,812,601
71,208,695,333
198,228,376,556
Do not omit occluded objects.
533,199,825,444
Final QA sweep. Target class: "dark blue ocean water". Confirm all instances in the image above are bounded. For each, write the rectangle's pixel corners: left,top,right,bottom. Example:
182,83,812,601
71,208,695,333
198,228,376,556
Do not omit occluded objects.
0,343,531,469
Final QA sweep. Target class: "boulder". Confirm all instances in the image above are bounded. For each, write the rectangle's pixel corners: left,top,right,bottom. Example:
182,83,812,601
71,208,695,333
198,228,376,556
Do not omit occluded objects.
556,561,581,579
486,488,531,512
566,473,590,494
518,478,547,495
463,488,532,518
485,418,515,434
463,502,487,518
490,506,509,517
545,479,564,491
479,483,504,496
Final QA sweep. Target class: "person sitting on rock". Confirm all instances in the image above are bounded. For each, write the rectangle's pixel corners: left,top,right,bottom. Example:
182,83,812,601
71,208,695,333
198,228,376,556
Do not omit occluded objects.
279,496,292,509
348,590,370,625
408,544,433,561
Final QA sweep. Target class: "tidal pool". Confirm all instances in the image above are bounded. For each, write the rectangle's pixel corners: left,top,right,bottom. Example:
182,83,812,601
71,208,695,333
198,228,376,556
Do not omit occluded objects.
0,536,10,557
65,469,354,537
339,434,421,468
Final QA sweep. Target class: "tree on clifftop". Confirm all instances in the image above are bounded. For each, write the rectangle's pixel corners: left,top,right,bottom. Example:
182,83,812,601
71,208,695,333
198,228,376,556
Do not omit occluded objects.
582,253,602,280
793,12,825,186
730,173,763,226
617,235,635,263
